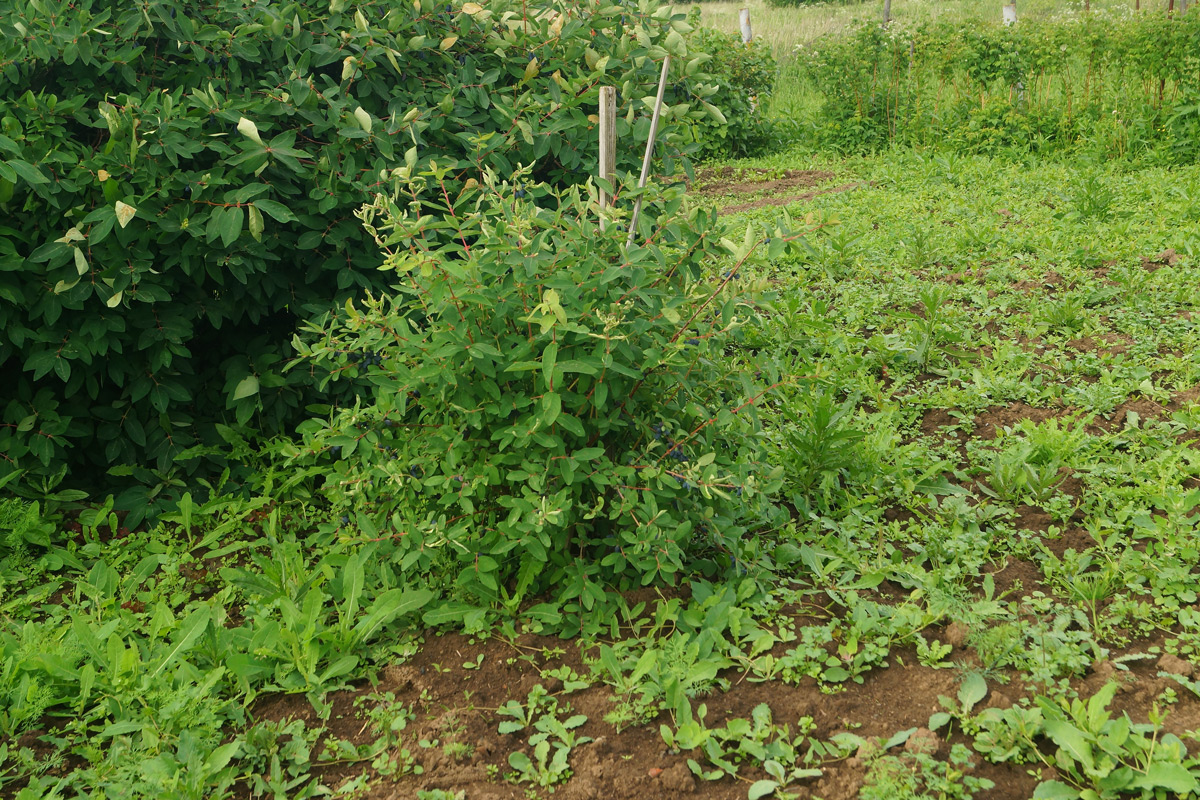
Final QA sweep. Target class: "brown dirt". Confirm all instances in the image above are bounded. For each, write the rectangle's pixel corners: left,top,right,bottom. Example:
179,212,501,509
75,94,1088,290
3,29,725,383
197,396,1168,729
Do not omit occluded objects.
692,167,835,199
1064,333,1131,355
973,402,1063,440
1142,249,1181,272
243,631,1049,800
688,166,867,215
718,182,867,215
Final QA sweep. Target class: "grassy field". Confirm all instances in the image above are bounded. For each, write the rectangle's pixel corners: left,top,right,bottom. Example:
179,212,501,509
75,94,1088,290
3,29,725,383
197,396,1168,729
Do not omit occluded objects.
687,0,1151,57
8,148,1200,799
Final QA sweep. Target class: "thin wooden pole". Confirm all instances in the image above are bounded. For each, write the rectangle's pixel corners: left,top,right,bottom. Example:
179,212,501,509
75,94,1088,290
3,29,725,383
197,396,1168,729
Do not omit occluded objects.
626,56,670,249
1002,1,1017,25
739,8,753,44
883,0,891,26
598,86,616,232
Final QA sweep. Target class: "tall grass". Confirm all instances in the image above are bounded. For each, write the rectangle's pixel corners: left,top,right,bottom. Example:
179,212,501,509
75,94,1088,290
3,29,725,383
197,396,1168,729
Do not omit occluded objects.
683,0,1196,146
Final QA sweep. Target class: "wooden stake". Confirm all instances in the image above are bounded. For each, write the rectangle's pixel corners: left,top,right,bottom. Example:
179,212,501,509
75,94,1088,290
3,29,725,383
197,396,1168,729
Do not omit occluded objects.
598,86,616,232
1002,1,1017,25
883,0,891,26
739,8,753,45
626,56,671,249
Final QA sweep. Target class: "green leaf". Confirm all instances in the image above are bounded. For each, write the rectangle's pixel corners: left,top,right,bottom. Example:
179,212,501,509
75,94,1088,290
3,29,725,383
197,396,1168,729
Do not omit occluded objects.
204,741,241,773
342,551,364,619
928,712,952,731
1130,763,1198,793
958,672,988,710
232,376,259,401
1043,719,1094,771
508,751,533,772
220,206,244,247
1032,780,1081,799
542,392,561,427
252,198,297,222
149,606,211,677
748,779,779,800
6,159,49,185
423,601,483,627
353,587,433,643
542,341,558,388
883,727,916,750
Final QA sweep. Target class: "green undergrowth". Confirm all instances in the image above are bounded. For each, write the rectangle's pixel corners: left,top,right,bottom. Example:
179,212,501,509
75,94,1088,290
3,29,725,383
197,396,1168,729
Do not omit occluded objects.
8,148,1200,799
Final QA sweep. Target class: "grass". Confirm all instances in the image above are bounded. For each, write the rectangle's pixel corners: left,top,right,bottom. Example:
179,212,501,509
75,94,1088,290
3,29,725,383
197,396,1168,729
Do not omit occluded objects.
7,147,1200,799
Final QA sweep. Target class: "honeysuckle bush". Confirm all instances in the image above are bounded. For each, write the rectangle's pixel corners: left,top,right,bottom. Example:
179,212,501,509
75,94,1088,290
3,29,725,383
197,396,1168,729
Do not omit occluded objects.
281,164,804,623
0,0,733,507
684,15,783,159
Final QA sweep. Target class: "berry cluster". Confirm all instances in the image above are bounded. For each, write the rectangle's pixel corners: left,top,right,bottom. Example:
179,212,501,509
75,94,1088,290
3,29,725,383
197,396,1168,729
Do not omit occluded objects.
346,350,385,371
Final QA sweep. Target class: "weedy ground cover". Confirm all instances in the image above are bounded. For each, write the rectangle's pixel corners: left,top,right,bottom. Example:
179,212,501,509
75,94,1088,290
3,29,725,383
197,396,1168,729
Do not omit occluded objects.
6,148,1200,800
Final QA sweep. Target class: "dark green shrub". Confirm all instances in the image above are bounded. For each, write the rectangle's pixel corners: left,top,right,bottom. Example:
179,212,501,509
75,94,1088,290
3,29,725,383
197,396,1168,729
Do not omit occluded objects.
685,23,782,158
282,164,792,623
0,0,725,502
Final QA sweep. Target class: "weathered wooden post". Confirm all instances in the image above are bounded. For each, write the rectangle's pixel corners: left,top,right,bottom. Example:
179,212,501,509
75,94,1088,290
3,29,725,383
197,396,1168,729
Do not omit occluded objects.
739,8,753,44
598,86,616,232
883,0,892,26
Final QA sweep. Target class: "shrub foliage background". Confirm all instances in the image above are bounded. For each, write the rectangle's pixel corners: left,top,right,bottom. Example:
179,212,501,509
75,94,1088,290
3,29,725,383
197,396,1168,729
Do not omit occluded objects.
796,13,1200,158
685,19,782,159
0,0,728,501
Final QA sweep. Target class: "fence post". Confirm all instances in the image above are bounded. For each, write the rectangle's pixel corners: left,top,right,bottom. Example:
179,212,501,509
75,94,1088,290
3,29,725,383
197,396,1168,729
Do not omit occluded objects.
883,0,892,26
739,8,753,44
598,86,616,232
626,56,671,249
1002,1,1017,25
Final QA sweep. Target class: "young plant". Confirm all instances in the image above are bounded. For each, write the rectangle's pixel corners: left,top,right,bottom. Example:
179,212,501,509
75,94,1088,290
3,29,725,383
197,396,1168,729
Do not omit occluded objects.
497,685,591,788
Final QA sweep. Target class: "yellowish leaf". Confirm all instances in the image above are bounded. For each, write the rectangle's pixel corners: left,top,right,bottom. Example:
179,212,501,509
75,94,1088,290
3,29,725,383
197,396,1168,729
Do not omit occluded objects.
353,106,372,133
440,35,458,50
114,201,137,228
55,227,86,244
97,169,110,182
236,116,263,145
461,2,483,14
